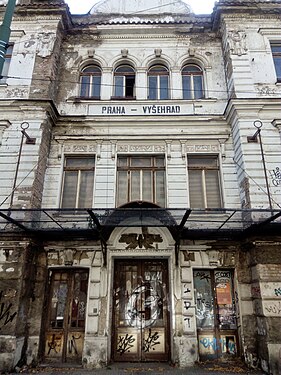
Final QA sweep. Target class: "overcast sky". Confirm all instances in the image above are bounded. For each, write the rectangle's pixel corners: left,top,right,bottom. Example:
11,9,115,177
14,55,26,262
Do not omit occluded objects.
65,0,216,15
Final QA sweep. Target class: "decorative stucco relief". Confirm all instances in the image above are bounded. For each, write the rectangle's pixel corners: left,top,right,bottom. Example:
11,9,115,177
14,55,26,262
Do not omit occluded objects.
227,30,247,56
117,144,165,153
37,33,56,58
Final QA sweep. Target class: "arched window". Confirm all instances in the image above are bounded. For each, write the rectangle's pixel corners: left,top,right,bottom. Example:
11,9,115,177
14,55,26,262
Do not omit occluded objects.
80,65,101,98
113,65,135,99
148,65,169,100
182,64,204,99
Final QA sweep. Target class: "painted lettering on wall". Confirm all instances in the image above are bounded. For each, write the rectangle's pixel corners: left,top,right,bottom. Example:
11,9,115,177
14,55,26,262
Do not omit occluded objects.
0,290,17,330
142,105,180,114
100,105,181,115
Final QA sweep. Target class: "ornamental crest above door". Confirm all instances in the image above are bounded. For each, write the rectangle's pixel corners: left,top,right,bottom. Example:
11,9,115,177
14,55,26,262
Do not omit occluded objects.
119,227,163,250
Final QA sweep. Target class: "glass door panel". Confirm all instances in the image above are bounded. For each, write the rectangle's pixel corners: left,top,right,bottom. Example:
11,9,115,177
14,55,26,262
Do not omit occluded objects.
44,270,89,364
194,269,238,360
113,260,170,362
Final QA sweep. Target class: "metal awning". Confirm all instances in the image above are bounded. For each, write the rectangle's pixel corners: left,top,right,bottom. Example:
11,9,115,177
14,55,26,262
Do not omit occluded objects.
0,207,280,237
1,207,280,266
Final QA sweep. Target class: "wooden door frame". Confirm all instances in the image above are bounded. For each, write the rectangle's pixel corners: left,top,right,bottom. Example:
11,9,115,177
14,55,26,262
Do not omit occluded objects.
41,267,89,364
194,268,239,360
111,258,171,362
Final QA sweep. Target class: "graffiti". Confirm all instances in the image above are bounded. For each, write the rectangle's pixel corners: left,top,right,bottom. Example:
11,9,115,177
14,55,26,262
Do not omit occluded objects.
117,333,136,355
184,301,191,311
199,336,236,355
47,334,59,354
265,301,281,315
0,290,17,330
183,284,191,294
143,329,160,352
184,317,191,328
126,284,163,328
200,337,217,352
270,167,281,187
274,288,281,297
194,271,211,282
221,336,236,355
68,334,81,355
215,271,231,282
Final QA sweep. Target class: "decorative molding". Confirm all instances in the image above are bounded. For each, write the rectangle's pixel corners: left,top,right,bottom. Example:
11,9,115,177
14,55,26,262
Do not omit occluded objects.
166,141,171,160
119,227,163,250
0,120,11,146
272,119,281,132
121,48,128,57
63,143,97,153
117,144,165,153
154,48,162,57
186,144,219,153
256,85,277,96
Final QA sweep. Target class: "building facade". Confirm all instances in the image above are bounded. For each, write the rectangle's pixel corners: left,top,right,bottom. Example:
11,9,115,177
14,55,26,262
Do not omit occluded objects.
0,0,281,373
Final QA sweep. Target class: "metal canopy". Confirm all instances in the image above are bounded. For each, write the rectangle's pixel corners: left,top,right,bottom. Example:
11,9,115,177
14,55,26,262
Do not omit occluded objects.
0,207,280,237
1,207,280,266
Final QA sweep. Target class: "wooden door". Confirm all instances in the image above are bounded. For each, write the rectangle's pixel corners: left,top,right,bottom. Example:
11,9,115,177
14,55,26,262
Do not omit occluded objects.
44,269,88,364
193,269,239,360
113,260,170,362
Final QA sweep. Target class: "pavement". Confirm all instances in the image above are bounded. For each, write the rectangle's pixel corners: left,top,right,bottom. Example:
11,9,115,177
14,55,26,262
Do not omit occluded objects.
9,360,265,375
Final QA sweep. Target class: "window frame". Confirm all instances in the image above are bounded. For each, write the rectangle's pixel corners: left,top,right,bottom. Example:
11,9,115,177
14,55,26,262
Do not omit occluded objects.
79,65,102,99
271,43,281,82
148,65,170,100
187,155,222,209
0,44,13,84
116,155,166,207
61,156,95,209
112,65,136,100
182,64,204,100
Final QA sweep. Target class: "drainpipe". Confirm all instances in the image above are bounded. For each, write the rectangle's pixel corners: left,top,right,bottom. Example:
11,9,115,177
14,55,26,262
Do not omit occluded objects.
0,0,17,79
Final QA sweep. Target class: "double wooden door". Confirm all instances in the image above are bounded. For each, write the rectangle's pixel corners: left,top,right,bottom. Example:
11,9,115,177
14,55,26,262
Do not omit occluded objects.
113,260,170,362
44,269,88,364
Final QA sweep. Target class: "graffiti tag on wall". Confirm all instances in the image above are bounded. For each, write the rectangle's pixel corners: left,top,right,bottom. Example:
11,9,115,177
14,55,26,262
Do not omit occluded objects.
0,290,17,330
270,167,281,187
117,333,136,355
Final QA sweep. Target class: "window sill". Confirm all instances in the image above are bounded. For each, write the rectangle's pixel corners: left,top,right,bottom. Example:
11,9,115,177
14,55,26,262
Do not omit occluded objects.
110,96,136,100
72,96,101,102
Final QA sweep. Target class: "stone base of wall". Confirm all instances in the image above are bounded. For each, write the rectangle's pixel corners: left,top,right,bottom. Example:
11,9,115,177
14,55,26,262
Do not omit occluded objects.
173,336,198,367
0,336,25,372
82,336,108,368
26,336,40,367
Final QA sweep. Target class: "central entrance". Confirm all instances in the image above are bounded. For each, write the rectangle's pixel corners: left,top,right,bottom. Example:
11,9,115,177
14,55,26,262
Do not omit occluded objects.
113,259,170,362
